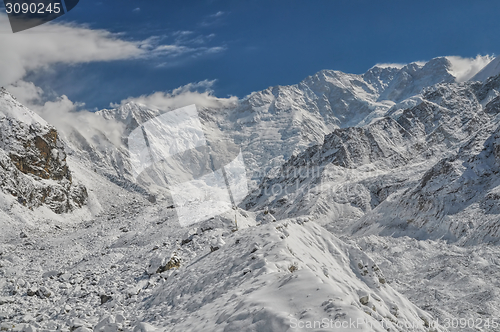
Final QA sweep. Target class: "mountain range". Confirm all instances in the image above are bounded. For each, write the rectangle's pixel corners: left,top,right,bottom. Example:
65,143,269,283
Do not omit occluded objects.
1,55,500,331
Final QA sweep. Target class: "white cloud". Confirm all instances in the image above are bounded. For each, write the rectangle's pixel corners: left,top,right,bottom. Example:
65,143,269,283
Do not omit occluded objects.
42,96,125,147
210,11,225,18
133,7,140,12
446,55,493,82
203,46,225,54
172,30,194,37
152,44,192,56
200,11,227,27
114,80,238,111
0,12,232,154
172,31,216,46
373,56,493,82
0,13,227,88
0,14,171,147
155,46,226,68
7,79,238,151
6,81,125,147
0,13,148,87
6,80,44,104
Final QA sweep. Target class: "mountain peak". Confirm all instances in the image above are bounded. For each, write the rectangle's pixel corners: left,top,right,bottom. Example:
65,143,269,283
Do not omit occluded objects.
471,56,500,82
0,88,48,128
98,102,162,134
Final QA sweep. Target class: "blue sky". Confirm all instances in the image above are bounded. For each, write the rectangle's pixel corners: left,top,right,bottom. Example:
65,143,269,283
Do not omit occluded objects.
4,0,500,109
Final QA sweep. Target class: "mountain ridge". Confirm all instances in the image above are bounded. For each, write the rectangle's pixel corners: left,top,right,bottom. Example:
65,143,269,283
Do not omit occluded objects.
1,55,500,331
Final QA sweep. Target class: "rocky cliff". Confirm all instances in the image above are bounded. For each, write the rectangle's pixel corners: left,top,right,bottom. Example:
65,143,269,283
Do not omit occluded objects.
0,88,87,213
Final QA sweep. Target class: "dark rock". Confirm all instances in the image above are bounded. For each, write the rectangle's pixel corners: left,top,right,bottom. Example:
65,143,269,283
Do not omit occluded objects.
156,255,181,273
100,294,113,305
36,287,52,298
181,238,192,246
0,90,88,214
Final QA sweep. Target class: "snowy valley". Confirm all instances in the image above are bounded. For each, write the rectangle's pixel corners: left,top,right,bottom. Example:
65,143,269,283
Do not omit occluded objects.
1,56,500,332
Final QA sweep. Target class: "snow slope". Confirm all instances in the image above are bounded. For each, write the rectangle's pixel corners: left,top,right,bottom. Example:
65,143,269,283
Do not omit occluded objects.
0,194,445,332
356,235,500,332
143,219,442,332
353,94,500,245
471,56,500,82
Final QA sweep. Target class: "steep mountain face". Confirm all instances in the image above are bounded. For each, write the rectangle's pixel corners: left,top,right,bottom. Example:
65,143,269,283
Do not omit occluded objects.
80,58,497,236
377,58,456,102
65,106,135,182
215,57,464,180
242,116,422,229
94,57,466,190
0,88,87,214
471,56,500,82
353,93,500,245
244,75,500,241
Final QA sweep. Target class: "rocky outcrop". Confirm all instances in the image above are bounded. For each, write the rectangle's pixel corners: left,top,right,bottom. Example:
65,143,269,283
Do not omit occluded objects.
0,88,87,213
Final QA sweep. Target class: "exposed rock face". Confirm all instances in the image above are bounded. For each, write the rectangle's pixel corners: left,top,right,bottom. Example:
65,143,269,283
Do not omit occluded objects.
156,254,181,274
0,88,87,213
3,125,70,181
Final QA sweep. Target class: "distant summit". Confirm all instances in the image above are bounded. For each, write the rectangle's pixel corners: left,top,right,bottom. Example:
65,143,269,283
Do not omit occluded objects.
471,56,500,81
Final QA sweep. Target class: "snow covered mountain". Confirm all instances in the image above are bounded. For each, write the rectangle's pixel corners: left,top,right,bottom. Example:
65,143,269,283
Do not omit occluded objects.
213,57,472,183
0,88,87,215
94,56,473,191
97,103,162,137
244,73,500,243
353,87,500,245
471,56,500,82
2,55,500,332
0,92,447,330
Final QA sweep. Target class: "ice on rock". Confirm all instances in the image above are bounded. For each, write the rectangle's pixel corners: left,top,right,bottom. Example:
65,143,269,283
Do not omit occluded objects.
0,89,87,214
